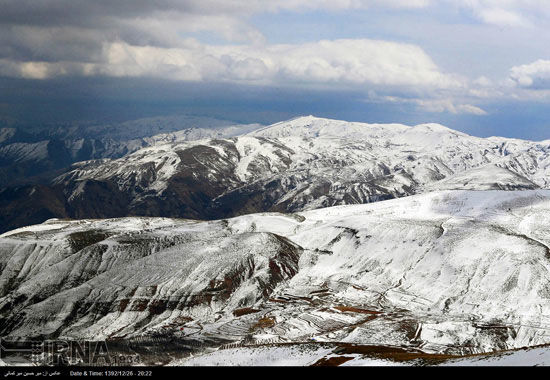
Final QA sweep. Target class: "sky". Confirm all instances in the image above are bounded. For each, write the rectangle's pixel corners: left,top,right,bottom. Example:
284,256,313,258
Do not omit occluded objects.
1,1,550,139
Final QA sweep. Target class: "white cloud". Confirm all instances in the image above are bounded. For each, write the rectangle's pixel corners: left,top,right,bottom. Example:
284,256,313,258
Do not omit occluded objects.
509,59,550,88
449,0,550,28
456,103,488,115
1,36,484,116
473,76,492,87
0,39,462,92
381,95,488,115
476,7,531,27
0,58,83,79
218,39,462,89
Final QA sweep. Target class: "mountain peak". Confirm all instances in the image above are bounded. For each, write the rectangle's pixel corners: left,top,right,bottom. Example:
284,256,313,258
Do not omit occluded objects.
248,115,473,141
412,122,468,136
248,115,411,139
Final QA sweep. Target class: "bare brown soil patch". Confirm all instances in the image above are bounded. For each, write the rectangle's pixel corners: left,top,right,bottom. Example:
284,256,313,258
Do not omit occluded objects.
253,316,276,329
312,356,355,366
118,298,130,312
233,307,261,317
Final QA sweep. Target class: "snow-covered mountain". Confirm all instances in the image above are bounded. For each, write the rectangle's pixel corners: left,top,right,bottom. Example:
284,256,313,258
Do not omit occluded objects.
0,122,263,232
56,115,550,203
3,115,550,234
24,116,546,226
0,117,261,188
2,190,550,364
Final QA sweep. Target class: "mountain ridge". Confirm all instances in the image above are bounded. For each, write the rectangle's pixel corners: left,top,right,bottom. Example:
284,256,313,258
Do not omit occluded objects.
2,115,550,234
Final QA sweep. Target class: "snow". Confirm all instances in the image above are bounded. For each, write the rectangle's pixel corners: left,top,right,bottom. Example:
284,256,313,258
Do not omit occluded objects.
233,136,292,181
52,115,550,218
0,219,71,238
0,141,50,163
172,345,335,366
0,128,16,144
143,123,263,145
441,345,550,366
248,115,411,140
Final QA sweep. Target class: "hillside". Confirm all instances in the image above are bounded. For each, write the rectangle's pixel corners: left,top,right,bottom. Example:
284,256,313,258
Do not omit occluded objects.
2,190,550,364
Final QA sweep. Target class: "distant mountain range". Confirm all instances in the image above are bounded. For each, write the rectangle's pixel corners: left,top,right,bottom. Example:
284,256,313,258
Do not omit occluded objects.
0,114,261,188
2,115,550,233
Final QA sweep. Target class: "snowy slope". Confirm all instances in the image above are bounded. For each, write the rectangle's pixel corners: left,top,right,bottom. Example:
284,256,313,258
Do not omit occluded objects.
0,218,301,341
424,164,538,191
142,123,263,145
440,344,550,366
3,190,550,362
5,116,550,365
0,128,16,144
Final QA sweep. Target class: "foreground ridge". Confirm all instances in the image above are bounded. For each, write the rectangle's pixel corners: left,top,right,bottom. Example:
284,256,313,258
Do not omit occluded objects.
2,190,550,364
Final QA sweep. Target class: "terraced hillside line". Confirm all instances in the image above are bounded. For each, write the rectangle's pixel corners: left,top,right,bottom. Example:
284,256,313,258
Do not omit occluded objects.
333,305,382,315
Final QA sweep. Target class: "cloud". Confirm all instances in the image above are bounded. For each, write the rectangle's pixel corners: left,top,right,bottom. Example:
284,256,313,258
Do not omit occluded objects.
0,39,463,93
475,7,531,27
416,99,488,115
0,0,441,68
449,0,550,28
2,1,545,64
509,60,550,89
2,0,517,118
381,95,487,115
1,1,549,67
0,58,81,79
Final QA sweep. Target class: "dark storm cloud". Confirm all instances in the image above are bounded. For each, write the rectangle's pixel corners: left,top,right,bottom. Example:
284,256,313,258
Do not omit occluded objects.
0,1,196,27
0,75,385,127
0,1,178,62
4,74,549,141
0,0,263,64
